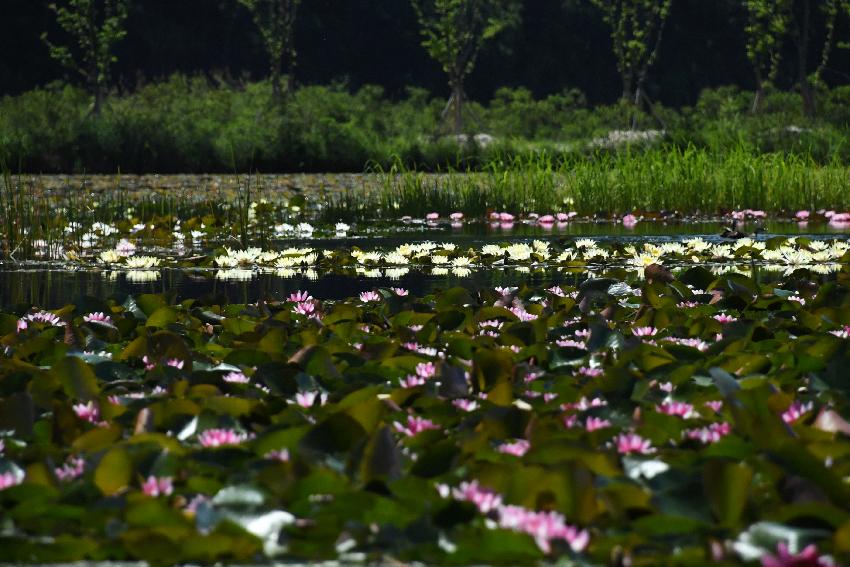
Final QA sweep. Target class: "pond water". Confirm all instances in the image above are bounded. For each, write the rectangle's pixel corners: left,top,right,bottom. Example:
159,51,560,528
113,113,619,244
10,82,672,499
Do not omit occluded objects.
1,259,839,309
3,194,849,308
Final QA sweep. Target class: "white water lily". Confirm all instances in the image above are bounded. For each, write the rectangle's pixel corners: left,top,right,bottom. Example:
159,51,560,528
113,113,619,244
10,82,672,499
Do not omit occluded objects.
583,247,610,260
575,238,597,249
556,250,576,262
659,242,686,255
357,251,382,264
275,256,301,268
384,252,409,265
684,237,711,253
780,247,813,266
125,256,161,269
481,244,504,256
215,255,238,268
631,253,661,269
710,245,733,259
431,254,451,264
506,243,532,261
452,256,472,267
335,222,350,233
99,250,121,263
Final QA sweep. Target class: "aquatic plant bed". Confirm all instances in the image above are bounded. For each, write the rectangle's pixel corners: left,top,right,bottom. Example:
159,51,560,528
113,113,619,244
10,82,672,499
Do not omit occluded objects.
2,262,850,565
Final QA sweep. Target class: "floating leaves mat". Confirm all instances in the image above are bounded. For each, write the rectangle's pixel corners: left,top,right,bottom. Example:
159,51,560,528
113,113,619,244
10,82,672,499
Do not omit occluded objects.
1,261,850,564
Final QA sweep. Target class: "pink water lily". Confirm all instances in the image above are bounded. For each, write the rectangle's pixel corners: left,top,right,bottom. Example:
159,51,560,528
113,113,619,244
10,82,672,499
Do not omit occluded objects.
562,396,608,412
293,301,316,315
295,391,328,408
23,311,63,327
585,416,612,432
684,422,731,444
622,213,638,227
497,505,590,553
795,210,810,221
73,401,100,424
83,312,114,325
142,475,174,497
632,326,658,338
288,290,313,303
441,480,503,513
391,287,409,296
359,291,381,302
415,361,436,378
400,375,426,388
714,313,738,324
55,456,85,482
198,428,251,448
450,212,464,220
576,366,603,378
223,371,250,384
425,212,439,220
782,401,814,424
656,401,695,418
0,471,23,491
509,306,537,321
761,542,834,567
497,439,531,457
452,399,478,412
440,481,588,554
393,415,439,437
615,432,656,455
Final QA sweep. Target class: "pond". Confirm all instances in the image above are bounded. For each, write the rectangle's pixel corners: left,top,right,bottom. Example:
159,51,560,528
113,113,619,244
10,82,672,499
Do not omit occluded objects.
2,179,850,565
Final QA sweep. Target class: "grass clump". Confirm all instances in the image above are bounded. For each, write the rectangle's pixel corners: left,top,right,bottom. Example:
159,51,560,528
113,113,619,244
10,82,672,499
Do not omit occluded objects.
323,147,849,220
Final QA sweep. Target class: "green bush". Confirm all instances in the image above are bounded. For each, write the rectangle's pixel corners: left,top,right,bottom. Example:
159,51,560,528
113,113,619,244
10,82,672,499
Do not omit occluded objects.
1,76,849,173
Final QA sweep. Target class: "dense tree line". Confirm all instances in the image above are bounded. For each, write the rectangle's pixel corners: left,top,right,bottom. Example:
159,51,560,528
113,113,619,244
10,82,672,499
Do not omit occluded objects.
3,0,850,114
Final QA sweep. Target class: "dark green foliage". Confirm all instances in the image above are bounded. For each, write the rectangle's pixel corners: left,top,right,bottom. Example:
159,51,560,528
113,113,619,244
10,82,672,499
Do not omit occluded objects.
2,78,850,173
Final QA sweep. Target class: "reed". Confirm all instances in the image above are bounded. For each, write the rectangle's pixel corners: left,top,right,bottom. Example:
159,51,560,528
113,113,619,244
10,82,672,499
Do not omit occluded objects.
322,147,850,220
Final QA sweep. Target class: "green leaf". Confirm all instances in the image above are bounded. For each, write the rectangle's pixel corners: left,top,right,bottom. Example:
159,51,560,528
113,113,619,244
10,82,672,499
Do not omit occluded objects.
703,460,753,528
52,356,99,401
94,447,132,495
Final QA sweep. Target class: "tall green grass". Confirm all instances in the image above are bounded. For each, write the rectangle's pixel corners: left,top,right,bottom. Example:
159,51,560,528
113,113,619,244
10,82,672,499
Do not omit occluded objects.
323,147,849,220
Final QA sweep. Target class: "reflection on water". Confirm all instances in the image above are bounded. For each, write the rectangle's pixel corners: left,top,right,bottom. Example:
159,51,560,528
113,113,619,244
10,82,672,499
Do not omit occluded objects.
0,262,837,309
342,219,850,240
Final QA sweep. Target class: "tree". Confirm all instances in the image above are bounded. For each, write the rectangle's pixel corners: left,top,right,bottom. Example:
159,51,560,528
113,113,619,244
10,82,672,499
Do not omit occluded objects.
411,0,520,135
589,0,673,127
42,0,128,114
788,0,849,118
742,0,792,113
238,0,301,102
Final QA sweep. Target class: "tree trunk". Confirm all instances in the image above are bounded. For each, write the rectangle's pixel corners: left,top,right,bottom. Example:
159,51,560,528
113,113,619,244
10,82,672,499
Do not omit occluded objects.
452,81,463,136
752,86,764,114
93,86,104,115
90,58,102,115
621,76,633,104
270,59,283,104
631,83,642,130
751,66,765,114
